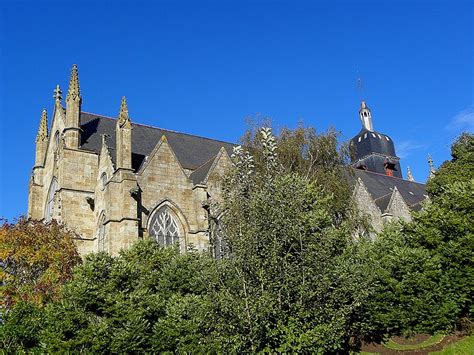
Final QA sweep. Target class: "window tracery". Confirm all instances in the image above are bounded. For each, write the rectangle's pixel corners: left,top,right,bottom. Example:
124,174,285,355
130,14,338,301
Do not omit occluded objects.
149,206,182,247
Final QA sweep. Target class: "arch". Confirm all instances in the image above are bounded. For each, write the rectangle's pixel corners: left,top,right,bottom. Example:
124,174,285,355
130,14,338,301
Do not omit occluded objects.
147,200,188,248
54,131,60,149
211,212,228,259
100,172,107,190
44,177,58,222
97,212,107,252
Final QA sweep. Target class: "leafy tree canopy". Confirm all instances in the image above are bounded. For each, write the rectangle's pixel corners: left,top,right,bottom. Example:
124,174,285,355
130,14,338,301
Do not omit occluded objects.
0,219,81,309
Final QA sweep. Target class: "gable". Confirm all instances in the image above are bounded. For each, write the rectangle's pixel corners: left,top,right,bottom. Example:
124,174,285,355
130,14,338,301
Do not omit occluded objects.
351,169,427,210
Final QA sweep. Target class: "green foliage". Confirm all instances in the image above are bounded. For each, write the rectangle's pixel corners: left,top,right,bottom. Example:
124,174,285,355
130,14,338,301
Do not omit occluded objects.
363,226,459,338
411,133,473,328
214,127,372,352
41,241,219,353
426,133,473,198
239,124,353,221
2,131,472,353
363,133,474,338
0,301,43,352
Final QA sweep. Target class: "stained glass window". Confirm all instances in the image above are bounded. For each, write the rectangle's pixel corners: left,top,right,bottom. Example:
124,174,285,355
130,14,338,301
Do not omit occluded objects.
149,206,181,246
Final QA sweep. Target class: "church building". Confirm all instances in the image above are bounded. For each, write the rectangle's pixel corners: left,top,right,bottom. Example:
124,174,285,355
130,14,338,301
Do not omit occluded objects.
28,65,428,256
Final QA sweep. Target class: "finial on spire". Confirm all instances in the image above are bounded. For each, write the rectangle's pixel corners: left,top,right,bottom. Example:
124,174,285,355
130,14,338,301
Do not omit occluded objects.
117,96,131,127
53,84,62,103
66,64,81,101
36,109,48,142
407,166,414,182
428,154,436,180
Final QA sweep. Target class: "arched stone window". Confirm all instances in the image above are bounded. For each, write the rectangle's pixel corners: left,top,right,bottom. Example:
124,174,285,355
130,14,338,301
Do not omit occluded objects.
211,214,229,259
100,172,107,190
149,206,182,247
54,131,60,148
45,177,58,222
97,213,107,252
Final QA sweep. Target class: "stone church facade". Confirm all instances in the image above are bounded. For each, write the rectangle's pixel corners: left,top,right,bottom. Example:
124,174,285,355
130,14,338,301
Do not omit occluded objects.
28,65,428,256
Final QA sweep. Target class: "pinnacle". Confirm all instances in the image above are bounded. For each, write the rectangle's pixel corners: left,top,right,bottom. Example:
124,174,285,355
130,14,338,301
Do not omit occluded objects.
36,109,48,142
407,166,414,182
428,154,436,180
118,96,131,126
53,84,62,103
66,64,81,101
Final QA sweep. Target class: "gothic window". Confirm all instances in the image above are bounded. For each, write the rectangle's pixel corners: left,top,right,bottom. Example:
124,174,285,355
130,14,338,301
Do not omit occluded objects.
149,206,182,247
212,217,228,259
45,178,58,222
100,172,107,190
54,131,60,148
97,213,107,252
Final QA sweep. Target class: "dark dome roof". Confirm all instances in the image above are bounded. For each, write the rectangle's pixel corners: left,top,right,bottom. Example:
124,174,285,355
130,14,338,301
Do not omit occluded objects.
350,129,397,161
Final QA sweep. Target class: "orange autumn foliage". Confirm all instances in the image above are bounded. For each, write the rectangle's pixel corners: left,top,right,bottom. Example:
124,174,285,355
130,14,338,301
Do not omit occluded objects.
0,218,81,308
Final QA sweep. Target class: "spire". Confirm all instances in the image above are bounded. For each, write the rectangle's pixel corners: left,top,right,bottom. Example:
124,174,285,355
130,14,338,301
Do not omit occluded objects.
53,84,62,105
116,97,132,169
428,154,436,180
406,166,414,182
36,109,48,142
359,100,374,131
117,96,131,127
66,64,81,101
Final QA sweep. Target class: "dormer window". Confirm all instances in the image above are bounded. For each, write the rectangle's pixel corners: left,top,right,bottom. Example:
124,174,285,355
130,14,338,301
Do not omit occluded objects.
384,162,396,177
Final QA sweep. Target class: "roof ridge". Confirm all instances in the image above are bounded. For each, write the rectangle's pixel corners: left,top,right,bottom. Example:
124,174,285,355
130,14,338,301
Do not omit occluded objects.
373,191,393,202
352,167,426,186
190,154,217,174
81,111,236,146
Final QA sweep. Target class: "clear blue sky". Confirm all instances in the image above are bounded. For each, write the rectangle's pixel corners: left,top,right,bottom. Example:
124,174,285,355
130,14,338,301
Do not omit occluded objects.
0,0,472,220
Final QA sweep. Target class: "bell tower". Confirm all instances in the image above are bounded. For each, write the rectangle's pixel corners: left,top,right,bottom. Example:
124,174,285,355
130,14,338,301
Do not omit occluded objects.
359,101,374,131
350,100,402,178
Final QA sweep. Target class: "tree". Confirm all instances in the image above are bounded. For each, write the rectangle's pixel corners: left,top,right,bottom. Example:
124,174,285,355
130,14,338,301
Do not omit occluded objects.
0,218,81,309
9,240,220,353
362,133,474,338
410,133,474,328
212,127,373,352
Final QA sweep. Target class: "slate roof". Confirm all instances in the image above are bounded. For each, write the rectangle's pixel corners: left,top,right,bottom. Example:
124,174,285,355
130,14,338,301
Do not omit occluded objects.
77,111,427,210
350,129,397,161
79,112,235,172
189,156,218,185
350,168,427,211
